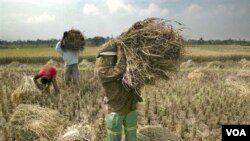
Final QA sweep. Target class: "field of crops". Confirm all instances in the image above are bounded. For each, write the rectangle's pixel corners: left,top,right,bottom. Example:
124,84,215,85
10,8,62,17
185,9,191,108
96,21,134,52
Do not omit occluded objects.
0,46,98,58
1,45,250,63
0,45,250,141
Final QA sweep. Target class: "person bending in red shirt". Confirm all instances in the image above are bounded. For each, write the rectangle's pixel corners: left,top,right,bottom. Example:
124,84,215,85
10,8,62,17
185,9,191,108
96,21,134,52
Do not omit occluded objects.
33,66,60,94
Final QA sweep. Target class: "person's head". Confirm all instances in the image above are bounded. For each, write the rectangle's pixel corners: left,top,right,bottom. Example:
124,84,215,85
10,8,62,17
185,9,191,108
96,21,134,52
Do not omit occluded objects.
102,55,117,66
41,76,52,84
62,31,68,40
97,45,117,66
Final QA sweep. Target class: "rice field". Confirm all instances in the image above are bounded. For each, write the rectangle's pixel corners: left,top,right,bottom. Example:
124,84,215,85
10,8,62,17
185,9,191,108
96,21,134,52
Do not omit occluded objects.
185,45,250,58
0,45,250,141
0,46,98,57
1,45,250,61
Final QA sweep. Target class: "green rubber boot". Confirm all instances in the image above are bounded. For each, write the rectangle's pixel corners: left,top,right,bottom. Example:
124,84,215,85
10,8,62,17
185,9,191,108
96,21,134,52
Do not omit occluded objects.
124,111,137,141
106,112,123,141
106,111,137,141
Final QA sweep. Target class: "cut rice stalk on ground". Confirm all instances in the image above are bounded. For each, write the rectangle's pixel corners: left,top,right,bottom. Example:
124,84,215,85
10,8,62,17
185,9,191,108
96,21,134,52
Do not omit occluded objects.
11,76,43,107
8,104,67,141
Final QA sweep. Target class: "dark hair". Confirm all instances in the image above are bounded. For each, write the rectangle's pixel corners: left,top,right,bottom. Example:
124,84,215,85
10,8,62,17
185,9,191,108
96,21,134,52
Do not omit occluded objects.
41,76,51,84
62,31,68,40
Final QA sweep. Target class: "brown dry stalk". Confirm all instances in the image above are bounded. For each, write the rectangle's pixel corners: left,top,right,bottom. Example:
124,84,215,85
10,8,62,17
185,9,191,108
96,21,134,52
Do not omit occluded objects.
61,29,85,51
108,18,185,91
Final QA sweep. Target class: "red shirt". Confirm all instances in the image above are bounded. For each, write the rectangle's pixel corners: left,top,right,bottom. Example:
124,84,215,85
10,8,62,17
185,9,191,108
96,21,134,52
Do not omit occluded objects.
37,66,57,79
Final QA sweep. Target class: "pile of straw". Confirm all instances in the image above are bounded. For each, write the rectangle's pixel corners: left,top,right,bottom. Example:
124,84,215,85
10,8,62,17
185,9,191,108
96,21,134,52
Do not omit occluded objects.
7,61,21,68
11,76,42,107
187,67,209,81
206,61,224,69
45,59,59,67
8,104,66,141
102,18,184,89
61,29,85,50
239,58,250,68
180,60,195,68
79,59,93,68
58,124,95,141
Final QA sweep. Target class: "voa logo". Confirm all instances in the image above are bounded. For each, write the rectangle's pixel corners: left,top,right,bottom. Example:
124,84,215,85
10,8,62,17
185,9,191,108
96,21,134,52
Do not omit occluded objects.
226,129,246,136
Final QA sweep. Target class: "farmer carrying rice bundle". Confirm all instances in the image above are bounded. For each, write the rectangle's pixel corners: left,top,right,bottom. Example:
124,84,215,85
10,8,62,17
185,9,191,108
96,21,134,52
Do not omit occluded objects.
95,17,184,141
96,42,142,141
56,29,85,86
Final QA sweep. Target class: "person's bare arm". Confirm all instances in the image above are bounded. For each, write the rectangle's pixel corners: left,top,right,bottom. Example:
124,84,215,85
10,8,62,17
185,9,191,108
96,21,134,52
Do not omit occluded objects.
55,41,63,56
52,75,60,94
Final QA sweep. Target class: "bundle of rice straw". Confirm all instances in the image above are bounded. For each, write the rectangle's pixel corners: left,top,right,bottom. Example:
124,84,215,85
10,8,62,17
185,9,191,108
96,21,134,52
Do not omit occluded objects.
7,61,21,67
45,59,59,67
98,18,184,90
180,59,195,68
79,59,93,68
187,67,209,81
61,29,85,50
8,104,66,141
239,58,250,68
58,124,95,141
206,61,224,69
11,76,42,107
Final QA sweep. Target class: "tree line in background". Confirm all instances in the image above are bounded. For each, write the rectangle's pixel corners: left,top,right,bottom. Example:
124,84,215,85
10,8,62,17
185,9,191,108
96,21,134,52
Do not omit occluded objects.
0,36,108,48
187,37,250,46
0,37,250,48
